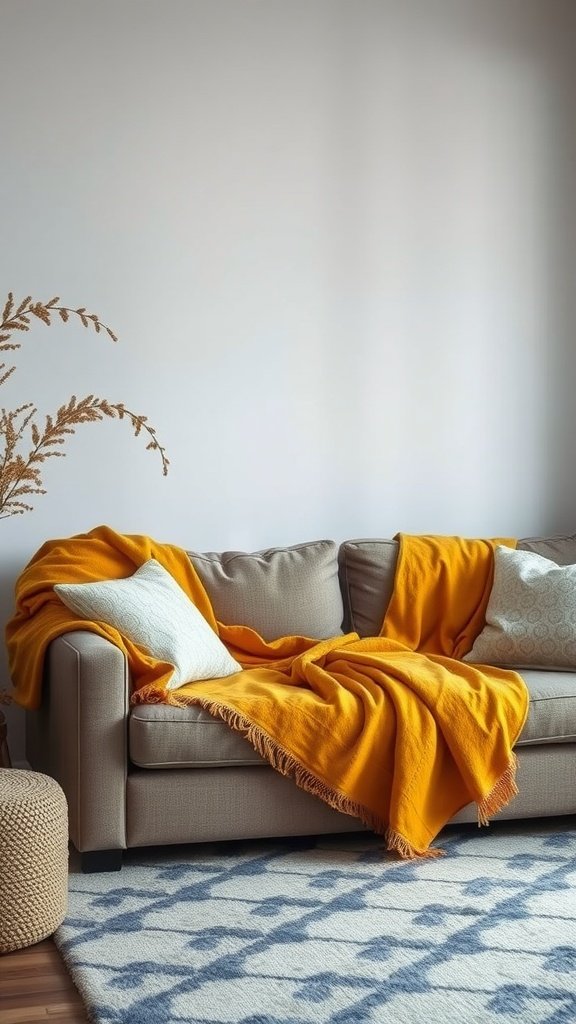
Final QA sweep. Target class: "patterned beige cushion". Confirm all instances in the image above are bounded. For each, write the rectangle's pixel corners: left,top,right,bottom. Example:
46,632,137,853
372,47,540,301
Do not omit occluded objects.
55,559,241,690
465,546,576,668
189,540,343,641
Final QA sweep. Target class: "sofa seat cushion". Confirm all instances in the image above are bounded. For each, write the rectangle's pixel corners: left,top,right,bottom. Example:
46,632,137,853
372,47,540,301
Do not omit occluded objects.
130,669,576,768
129,704,266,769
516,670,576,745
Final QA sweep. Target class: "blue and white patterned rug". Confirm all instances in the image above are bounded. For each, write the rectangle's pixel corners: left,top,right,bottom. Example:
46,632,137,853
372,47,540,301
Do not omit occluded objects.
55,823,576,1024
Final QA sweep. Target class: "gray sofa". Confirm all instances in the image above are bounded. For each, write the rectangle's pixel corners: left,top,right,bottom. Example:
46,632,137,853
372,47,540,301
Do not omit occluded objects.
26,534,576,871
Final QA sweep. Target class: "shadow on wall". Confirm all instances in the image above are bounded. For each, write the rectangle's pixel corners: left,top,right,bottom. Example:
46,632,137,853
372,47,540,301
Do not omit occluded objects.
545,32,576,530
313,0,576,533
0,555,29,764
445,0,576,527
1,554,26,663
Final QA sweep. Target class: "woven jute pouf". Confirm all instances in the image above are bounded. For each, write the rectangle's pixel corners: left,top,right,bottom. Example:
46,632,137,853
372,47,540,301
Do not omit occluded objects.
0,769,68,953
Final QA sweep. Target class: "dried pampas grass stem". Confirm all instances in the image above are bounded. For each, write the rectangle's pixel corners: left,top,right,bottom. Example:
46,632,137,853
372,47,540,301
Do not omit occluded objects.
0,291,169,519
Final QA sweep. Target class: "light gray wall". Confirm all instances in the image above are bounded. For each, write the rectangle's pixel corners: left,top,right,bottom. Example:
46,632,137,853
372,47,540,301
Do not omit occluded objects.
2,0,575,760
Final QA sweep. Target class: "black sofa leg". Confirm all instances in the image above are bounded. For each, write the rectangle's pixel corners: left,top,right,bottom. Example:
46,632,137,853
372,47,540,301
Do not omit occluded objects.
80,849,123,873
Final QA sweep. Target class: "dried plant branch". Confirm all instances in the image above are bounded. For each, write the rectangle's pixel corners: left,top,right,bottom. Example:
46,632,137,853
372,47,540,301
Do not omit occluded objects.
1,292,118,351
0,293,118,388
0,291,169,519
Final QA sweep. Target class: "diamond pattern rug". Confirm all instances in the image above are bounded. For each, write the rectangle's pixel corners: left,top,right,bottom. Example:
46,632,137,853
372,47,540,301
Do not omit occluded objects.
55,822,576,1024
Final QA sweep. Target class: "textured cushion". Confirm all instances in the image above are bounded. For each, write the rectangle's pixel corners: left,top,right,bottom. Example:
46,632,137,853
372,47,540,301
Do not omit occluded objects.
189,540,343,641
129,704,266,768
338,539,399,637
465,546,576,669
518,531,576,564
128,668,576,768
516,670,576,745
54,559,241,690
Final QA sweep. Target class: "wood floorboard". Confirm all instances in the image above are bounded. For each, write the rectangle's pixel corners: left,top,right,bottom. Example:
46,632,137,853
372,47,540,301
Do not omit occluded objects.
0,939,88,1024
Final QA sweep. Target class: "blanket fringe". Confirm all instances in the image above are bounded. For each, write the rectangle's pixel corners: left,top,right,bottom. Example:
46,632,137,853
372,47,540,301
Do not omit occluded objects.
137,688,420,852
477,752,519,827
134,687,516,860
185,697,388,832
385,827,445,861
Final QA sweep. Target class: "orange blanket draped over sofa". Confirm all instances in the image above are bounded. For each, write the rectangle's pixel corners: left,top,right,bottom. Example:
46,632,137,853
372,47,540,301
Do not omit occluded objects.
6,526,529,858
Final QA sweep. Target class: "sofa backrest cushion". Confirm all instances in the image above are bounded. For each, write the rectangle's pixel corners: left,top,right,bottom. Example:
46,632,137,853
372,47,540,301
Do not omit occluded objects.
338,539,399,638
517,532,576,564
188,540,344,641
340,531,576,638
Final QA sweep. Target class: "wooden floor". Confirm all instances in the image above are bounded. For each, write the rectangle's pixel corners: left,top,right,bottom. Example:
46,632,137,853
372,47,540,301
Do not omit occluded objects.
0,938,88,1024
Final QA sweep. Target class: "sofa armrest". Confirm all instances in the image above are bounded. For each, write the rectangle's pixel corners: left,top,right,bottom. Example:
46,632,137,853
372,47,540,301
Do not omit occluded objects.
26,630,129,853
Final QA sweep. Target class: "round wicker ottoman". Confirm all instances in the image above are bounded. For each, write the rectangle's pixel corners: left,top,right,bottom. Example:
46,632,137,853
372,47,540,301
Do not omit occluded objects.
0,769,68,953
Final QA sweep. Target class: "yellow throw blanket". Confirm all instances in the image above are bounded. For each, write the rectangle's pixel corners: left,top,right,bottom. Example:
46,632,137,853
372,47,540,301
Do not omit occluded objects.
6,526,529,858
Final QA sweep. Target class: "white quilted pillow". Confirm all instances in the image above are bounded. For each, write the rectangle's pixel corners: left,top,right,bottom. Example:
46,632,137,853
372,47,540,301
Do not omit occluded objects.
465,545,576,668
54,559,242,689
